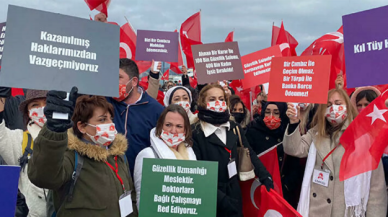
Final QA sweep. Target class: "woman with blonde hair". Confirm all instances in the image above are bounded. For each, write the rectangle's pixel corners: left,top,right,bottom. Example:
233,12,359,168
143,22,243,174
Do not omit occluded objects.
283,88,386,216
191,83,273,217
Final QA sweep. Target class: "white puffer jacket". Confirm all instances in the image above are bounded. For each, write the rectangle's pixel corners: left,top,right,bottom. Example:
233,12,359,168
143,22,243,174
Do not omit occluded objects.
0,121,47,217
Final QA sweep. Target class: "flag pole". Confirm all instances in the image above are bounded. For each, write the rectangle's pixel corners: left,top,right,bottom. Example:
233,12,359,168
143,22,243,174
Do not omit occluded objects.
124,16,136,32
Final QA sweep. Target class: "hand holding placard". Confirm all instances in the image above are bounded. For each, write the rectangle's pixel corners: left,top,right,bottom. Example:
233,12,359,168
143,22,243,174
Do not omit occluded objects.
151,60,161,73
286,103,300,124
45,87,78,133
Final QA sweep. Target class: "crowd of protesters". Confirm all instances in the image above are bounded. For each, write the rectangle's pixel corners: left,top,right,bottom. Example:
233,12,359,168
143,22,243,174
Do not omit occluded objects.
1,13,388,217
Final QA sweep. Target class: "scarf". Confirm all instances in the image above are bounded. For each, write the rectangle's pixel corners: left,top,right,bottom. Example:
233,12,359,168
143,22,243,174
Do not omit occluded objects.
298,142,371,217
169,143,190,160
197,107,230,125
149,128,196,160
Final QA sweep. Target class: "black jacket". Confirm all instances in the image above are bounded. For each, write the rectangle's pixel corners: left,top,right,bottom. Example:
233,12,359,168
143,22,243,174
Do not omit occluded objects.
246,117,303,208
191,121,271,217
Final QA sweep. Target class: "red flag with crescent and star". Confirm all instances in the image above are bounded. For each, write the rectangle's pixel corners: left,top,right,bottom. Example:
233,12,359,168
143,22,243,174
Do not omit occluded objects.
340,90,388,181
240,146,283,217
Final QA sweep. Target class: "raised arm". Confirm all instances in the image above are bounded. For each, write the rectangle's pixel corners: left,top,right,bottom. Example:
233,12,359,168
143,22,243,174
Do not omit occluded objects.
28,89,76,189
0,87,24,165
147,60,162,99
283,103,312,158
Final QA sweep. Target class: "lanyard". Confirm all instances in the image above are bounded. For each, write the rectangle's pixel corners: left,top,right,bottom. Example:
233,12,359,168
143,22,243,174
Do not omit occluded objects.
105,156,126,193
321,145,340,169
224,147,232,161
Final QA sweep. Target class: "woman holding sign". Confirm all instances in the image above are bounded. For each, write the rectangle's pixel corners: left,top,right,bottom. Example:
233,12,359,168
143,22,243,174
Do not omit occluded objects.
28,92,138,217
191,84,273,217
134,104,196,210
283,88,386,217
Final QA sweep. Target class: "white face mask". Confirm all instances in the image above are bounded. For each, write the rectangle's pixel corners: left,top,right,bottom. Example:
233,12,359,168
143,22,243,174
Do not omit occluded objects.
175,101,191,113
160,130,185,148
207,100,227,113
299,103,310,111
86,123,117,147
29,107,47,127
325,105,347,125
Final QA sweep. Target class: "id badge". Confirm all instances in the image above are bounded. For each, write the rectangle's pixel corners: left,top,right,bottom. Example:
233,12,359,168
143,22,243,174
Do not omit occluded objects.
227,159,237,179
312,169,330,187
119,191,133,217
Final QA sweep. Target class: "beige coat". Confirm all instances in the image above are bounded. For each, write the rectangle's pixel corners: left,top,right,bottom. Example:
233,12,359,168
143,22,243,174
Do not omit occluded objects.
146,77,159,99
283,123,387,217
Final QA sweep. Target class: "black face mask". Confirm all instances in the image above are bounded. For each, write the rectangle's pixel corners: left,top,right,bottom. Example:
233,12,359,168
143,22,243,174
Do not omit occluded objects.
231,112,245,123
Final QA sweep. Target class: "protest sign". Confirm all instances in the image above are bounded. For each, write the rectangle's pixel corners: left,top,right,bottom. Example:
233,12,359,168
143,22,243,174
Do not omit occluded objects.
0,5,120,97
241,45,282,90
343,5,388,88
135,30,179,63
268,55,331,104
192,42,244,84
139,158,218,217
0,165,21,216
0,22,5,68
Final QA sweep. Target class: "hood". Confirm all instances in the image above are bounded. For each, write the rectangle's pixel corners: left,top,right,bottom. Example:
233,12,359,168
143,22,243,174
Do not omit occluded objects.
67,130,128,162
350,86,381,111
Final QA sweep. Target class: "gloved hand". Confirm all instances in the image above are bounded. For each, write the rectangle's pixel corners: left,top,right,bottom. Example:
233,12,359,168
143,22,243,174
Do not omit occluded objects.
0,87,11,98
44,87,78,133
262,177,274,192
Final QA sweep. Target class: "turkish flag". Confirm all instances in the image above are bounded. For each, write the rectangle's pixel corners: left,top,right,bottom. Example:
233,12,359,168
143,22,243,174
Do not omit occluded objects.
258,186,302,217
161,69,170,81
84,0,110,17
258,146,283,196
189,70,198,88
225,31,234,42
230,80,251,112
240,146,285,217
168,30,184,74
180,12,202,69
120,23,152,74
340,91,388,181
301,26,349,91
271,22,298,56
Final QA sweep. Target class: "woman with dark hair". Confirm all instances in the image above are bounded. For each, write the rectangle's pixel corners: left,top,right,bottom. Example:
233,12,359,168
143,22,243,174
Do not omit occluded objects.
245,102,303,208
134,104,196,209
0,89,48,217
28,92,138,217
229,95,250,133
163,86,199,124
191,83,273,217
350,86,381,113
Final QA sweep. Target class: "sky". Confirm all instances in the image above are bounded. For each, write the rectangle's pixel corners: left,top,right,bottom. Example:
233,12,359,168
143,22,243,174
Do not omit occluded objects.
0,0,387,57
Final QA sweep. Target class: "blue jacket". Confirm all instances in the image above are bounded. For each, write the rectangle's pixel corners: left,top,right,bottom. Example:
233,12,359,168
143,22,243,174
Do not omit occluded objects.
107,91,164,174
